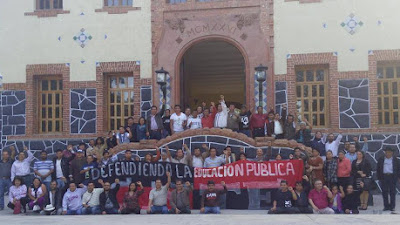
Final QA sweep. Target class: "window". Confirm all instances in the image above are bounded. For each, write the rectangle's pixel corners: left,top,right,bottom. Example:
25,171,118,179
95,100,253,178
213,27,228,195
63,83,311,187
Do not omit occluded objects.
105,0,133,6
296,66,329,128
38,78,63,133
377,64,400,125
37,0,63,10
107,74,135,131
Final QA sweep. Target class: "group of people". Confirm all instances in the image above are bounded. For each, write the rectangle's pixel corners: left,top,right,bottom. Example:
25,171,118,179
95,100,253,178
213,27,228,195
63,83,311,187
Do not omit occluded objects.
0,95,399,216
111,95,304,144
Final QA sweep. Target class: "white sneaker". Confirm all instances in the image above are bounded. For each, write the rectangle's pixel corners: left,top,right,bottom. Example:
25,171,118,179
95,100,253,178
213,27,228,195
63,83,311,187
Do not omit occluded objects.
33,205,41,212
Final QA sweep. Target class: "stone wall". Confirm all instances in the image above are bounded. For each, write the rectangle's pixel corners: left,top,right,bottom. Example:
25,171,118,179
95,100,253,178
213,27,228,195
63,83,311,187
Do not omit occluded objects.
70,89,97,134
1,91,26,136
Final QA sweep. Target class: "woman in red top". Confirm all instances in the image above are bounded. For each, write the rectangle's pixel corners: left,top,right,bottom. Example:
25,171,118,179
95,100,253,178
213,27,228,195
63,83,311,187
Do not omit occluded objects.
307,149,324,184
121,181,144,214
201,103,216,128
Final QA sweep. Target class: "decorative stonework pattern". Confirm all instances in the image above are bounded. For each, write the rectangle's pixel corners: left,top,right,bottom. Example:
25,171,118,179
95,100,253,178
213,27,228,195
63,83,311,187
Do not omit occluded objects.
339,79,370,129
341,13,364,35
254,77,267,112
158,75,171,110
165,18,187,33
141,85,152,118
70,89,96,134
1,91,26,136
73,28,93,48
275,81,288,115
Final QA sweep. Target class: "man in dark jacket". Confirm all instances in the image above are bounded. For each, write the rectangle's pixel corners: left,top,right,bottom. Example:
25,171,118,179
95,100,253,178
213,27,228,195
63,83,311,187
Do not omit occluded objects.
52,149,74,190
69,149,86,185
146,99,166,140
99,179,120,214
377,147,400,211
170,180,192,214
42,180,64,215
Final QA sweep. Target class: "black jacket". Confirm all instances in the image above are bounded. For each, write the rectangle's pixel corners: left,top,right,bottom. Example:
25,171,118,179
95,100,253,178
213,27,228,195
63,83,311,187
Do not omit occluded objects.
99,184,120,211
376,156,400,180
146,104,165,132
52,155,74,181
351,159,371,179
45,188,63,210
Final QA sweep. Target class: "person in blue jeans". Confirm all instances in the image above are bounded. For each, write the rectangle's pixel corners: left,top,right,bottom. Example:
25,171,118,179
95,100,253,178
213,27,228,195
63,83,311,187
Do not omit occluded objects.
0,149,15,210
148,172,171,214
200,180,227,214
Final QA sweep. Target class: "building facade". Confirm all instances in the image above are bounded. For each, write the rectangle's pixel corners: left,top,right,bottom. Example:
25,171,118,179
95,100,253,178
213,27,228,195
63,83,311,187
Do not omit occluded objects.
0,0,400,163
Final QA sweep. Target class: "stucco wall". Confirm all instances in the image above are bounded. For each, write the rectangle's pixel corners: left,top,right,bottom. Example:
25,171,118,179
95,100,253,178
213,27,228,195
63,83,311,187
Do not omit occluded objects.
274,0,400,75
0,0,152,83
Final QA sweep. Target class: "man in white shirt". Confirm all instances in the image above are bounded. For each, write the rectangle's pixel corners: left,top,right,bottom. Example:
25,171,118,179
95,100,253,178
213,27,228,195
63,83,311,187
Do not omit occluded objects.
214,95,228,128
11,146,34,186
191,148,204,168
187,111,202,130
325,133,343,157
170,105,187,134
82,181,104,215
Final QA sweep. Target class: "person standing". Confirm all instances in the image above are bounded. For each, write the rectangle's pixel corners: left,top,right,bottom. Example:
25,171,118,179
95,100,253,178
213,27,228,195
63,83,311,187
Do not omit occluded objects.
148,172,171,214
295,120,312,147
204,148,227,168
170,180,192,214
191,148,205,168
187,111,202,130
250,106,267,138
377,147,400,211
81,181,103,215
33,150,54,191
201,102,216,128
0,147,15,210
125,117,138,142
325,133,343,157
307,149,324,184
323,150,338,188
121,181,144,214
268,180,299,214
170,105,187,134
337,151,351,189
11,146,34,187
351,151,371,210
52,149,74,190
310,131,327,160
238,105,252,137
69,149,86,185
146,100,165,140
200,180,227,214
162,109,172,137
345,143,357,163
227,104,240,131
62,183,87,215
136,117,148,141
308,180,334,214
99,179,120,214
214,95,229,129
116,126,132,145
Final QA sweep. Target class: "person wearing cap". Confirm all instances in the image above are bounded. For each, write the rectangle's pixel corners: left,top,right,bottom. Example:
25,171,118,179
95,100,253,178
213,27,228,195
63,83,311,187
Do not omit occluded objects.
200,180,227,214
69,149,86,185
295,119,312,147
34,150,54,191
239,105,252,137
377,147,400,211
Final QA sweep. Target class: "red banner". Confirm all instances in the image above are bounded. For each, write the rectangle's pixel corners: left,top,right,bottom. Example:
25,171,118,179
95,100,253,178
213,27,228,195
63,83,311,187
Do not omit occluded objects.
194,160,304,190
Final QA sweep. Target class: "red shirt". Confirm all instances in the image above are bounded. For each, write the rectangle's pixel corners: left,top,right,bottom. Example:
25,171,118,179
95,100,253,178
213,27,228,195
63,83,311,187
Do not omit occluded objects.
337,157,351,178
250,113,267,129
308,188,329,209
201,106,216,128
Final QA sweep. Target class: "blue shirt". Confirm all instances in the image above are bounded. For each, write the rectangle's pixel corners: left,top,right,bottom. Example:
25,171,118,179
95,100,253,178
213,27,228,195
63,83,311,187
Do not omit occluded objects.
204,156,225,168
33,160,54,182
345,152,357,163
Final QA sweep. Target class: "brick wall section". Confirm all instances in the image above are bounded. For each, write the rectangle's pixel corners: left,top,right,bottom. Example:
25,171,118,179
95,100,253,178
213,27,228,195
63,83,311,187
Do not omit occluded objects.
96,61,151,134
151,0,274,110
24,9,70,18
25,64,71,137
283,50,400,134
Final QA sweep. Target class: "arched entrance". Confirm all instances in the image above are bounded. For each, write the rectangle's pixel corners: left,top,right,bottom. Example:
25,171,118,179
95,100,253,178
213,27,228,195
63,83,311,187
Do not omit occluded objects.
178,39,246,109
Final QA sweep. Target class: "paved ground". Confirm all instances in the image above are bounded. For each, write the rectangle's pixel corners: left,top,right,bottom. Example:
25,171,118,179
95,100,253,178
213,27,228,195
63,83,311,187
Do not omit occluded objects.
0,195,399,225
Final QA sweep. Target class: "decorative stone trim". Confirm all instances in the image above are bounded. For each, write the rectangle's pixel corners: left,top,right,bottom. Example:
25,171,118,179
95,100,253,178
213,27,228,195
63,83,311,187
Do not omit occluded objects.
24,9,70,18
95,6,141,14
